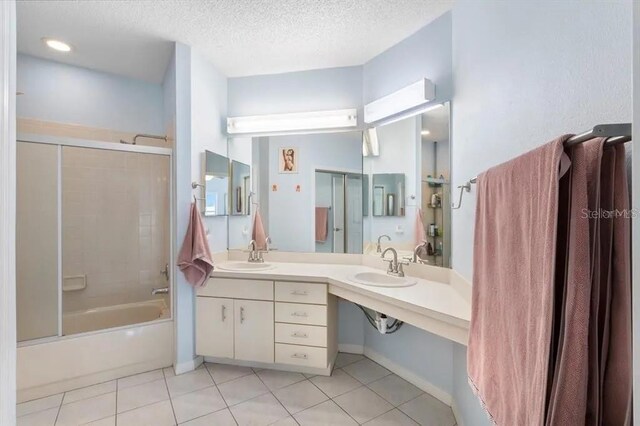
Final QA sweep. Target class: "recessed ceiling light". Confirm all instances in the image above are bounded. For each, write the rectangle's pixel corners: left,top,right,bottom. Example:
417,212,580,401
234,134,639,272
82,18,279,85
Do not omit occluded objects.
42,38,72,52
421,130,431,136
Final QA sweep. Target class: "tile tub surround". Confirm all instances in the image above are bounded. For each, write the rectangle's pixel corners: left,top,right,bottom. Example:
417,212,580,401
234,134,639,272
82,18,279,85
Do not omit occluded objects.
16,353,456,426
61,145,171,314
215,254,471,345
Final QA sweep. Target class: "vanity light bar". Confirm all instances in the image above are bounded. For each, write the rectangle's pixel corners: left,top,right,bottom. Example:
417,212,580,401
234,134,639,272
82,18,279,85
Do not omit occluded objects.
227,109,358,135
364,78,435,124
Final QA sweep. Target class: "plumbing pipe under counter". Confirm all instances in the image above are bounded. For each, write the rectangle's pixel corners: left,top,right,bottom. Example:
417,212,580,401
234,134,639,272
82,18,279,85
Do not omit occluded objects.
208,257,471,345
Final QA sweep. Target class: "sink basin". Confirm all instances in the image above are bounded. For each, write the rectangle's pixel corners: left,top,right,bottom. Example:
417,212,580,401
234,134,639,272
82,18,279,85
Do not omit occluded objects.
216,261,276,272
349,272,417,288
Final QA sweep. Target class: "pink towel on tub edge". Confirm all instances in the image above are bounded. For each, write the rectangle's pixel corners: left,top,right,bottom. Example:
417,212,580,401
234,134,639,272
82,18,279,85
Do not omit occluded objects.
178,202,214,287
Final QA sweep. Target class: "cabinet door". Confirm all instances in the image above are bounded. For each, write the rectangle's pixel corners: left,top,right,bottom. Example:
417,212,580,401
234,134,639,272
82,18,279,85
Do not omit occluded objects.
196,297,234,358
234,300,274,363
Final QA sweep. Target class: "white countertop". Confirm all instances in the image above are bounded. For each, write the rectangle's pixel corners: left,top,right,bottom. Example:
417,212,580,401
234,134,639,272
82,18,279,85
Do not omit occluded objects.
210,261,471,341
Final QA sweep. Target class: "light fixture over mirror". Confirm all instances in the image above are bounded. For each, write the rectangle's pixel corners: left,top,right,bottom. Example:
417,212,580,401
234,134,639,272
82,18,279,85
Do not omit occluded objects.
364,78,435,124
227,109,358,135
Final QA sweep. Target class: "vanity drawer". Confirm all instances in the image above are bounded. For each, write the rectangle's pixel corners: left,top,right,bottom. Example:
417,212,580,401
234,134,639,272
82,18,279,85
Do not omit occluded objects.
275,323,327,347
275,302,327,326
198,278,273,301
275,343,327,369
275,281,327,305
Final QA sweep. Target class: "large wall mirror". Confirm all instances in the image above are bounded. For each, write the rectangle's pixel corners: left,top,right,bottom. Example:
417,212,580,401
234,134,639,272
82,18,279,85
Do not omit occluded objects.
226,101,451,267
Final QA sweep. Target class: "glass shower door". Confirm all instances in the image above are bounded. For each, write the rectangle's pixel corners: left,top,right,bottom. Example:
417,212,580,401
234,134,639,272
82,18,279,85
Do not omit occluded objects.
16,142,59,342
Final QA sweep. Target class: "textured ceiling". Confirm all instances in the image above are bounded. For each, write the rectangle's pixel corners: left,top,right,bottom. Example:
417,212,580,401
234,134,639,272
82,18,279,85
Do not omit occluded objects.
17,0,452,83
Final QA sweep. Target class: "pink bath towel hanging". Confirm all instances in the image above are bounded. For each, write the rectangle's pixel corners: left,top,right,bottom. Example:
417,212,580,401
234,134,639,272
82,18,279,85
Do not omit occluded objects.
177,202,214,287
468,136,570,425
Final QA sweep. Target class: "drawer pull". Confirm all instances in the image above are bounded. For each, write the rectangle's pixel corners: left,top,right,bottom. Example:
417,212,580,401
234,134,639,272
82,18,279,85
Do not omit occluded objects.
291,311,308,317
290,290,308,296
291,332,308,338
291,353,308,359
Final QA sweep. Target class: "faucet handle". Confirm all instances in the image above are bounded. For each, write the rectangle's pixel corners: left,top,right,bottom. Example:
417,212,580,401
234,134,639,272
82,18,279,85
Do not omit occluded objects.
382,258,394,271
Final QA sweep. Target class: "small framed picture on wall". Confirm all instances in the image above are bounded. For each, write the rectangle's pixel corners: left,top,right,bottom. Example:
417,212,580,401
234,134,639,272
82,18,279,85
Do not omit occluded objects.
279,147,298,173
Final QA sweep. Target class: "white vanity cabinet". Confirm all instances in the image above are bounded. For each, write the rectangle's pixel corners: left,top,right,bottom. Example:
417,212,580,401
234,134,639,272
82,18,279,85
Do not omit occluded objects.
196,277,337,375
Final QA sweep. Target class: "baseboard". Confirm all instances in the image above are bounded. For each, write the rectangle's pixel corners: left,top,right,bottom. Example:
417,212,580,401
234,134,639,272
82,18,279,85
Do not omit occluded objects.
363,347,452,406
451,399,464,426
338,343,364,354
174,356,203,375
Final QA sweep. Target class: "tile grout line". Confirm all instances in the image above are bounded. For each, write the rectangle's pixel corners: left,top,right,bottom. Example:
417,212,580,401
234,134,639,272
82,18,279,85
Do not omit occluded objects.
203,363,239,426
162,364,179,425
114,378,118,426
53,392,64,425
395,392,431,425
251,367,293,422
305,378,361,425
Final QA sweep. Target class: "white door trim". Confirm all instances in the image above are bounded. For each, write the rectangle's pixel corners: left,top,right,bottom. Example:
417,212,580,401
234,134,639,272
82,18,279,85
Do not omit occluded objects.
0,0,17,424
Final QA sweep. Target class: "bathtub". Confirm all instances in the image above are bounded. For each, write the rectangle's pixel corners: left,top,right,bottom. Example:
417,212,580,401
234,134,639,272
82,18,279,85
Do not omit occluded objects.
63,299,170,335
18,299,173,403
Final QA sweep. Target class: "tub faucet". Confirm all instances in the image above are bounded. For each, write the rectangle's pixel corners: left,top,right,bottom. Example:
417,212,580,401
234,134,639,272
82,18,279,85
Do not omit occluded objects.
381,247,408,277
376,234,391,253
152,287,169,295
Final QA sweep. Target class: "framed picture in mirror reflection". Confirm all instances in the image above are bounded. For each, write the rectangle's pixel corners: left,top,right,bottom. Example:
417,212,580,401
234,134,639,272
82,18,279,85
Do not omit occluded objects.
279,147,298,173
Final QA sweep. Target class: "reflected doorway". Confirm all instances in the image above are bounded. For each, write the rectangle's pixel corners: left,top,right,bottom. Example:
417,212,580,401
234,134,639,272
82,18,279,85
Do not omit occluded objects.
315,170,363,254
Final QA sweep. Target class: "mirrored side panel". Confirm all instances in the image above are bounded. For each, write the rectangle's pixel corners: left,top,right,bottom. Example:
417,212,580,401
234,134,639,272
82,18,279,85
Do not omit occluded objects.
204,150,230,217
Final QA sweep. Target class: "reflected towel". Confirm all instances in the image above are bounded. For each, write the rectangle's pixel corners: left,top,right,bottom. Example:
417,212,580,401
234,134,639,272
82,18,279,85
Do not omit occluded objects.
177,202,213,287
468,136,570,425
415,208,427,246
252,209,267,250
315,207,329,242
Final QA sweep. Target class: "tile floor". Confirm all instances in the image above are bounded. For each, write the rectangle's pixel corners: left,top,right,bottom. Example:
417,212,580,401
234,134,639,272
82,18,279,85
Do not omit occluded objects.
16,353,457,426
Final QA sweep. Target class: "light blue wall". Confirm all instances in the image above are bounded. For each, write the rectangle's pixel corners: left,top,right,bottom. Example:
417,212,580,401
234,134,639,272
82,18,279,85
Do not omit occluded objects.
173,44,230,369
363,12,452,104
172,42,195,368
365,323,454,395
191,49,229,253
266,131,362,252
228,66,363,125
450,2,631,425
452,344,488,426
17,54,164,134
357,7,462,418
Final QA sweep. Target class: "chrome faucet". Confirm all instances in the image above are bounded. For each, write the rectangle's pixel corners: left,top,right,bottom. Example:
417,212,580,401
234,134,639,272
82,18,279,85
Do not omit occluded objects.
412,241,428,264
376,234,391,253
151,287,169,295
265,236,272,252
381,247,407,277
247,239,264,263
